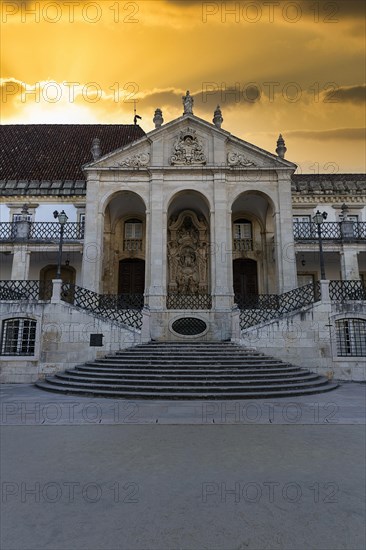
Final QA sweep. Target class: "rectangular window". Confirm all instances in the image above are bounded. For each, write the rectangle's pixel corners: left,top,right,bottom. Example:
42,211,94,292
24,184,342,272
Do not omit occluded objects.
12,213,32,222
336,319,366,357
233,223,252,240
125,222,142,239
0,318,37,356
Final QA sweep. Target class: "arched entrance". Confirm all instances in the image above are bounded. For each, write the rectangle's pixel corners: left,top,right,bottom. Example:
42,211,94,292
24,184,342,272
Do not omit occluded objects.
166,190,211,309
102,191,146,296
231,190,276,295
233,259,258,306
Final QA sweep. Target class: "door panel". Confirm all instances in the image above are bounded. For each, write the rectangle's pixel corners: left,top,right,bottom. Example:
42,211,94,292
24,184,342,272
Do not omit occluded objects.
233,259,258,298
118,259,145,294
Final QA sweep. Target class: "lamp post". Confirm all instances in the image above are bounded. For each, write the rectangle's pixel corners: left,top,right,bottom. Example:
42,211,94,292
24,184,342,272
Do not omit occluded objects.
313,210,327,280
54,210,68,279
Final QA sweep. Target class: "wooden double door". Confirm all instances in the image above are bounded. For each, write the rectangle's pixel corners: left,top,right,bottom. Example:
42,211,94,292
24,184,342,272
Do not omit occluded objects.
233,259,258,299
118,259,145,295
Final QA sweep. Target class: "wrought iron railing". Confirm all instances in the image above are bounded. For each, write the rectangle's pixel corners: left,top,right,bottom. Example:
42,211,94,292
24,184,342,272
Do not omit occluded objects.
60,283,143,329
0,222,84,242
167,293,212,310
237,282,321,329
329,280,366,301
293,221,366,241
99,293,144,309
0,280,53,301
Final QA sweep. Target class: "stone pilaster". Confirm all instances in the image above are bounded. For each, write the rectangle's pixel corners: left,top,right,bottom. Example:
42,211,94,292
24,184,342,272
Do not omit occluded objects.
145,174,165,310
275,172,298,292
212,172,233,310
10,246,30,280
80,176,104,293
340,247,360,280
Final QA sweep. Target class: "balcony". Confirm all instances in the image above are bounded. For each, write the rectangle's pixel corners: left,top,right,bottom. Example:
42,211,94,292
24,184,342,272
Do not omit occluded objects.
0,222,85,243
293,221,366,242
233,238,253,252
123,239,143,252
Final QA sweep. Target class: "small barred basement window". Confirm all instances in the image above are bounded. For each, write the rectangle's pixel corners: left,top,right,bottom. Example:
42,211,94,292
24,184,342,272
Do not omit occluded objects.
0,318,37,356
336,319,366,357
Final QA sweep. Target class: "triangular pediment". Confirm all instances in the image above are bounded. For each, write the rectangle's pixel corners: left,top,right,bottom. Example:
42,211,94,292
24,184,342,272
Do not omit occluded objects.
84,114,296,172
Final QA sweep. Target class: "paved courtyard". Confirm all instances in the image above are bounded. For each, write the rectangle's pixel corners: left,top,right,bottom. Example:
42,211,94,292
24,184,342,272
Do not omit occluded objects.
1,382,365,550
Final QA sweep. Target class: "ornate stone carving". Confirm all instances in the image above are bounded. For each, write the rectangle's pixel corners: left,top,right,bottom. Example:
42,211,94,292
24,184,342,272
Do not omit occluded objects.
116,152,150,168
170,128,206,165
167,211,209,294
227,152,257,167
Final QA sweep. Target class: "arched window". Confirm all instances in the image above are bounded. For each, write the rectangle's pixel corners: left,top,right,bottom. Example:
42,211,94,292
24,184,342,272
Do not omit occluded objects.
336,319,366,357
0,318,37,356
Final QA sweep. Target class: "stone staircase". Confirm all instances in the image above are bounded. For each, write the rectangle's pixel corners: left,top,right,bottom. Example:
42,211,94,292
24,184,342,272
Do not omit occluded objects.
35,342,338,399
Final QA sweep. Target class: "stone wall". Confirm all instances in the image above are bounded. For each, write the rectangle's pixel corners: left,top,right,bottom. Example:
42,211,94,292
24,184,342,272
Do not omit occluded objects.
0,301,141,383
233,299,366,381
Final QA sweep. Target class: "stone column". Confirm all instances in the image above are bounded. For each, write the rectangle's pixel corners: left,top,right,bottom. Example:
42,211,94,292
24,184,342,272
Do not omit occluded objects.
275,172,298,293
80,177,104,293
340,247,360,280
51,279,62,303
145,174,165,310
212,172,233,310
11,246,30,280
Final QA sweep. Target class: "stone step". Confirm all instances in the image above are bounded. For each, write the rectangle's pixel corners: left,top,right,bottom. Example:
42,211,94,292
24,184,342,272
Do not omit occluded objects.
76,365,301,375
93,359,287,365
43,376,329,391
56,373,321,386
35,342,338,400
35,380,338,399
65,369,312,380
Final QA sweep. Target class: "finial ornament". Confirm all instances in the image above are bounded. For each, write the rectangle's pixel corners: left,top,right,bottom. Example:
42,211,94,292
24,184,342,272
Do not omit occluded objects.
182,90,194,115
213,105,223,128
153,108,164,129
276,134,287,159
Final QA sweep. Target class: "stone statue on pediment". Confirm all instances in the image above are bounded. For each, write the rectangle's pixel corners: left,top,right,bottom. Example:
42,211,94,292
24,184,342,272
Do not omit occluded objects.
182,90,194,115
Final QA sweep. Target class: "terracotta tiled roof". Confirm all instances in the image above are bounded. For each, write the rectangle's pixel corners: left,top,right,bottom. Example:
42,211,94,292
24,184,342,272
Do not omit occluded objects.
0,124,145,192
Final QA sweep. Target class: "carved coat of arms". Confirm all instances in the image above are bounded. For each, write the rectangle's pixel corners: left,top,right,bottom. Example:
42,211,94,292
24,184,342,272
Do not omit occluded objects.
170,128,206,165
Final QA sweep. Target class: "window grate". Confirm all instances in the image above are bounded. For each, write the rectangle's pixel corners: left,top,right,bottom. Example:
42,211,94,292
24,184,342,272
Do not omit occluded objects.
172,318,207,336
1,318,36,356
336,319,366,357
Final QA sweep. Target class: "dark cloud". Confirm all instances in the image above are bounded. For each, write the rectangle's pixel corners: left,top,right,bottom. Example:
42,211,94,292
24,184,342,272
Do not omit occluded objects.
323,85,366,105
286,128,365,141
140,86,260,114
166,0,365,19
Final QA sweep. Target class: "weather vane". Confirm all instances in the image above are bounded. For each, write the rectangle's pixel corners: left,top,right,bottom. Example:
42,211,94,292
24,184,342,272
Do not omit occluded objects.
133,99,141,125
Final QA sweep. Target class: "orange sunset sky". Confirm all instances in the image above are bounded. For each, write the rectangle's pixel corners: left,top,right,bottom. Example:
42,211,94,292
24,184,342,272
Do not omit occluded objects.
1,0,365,172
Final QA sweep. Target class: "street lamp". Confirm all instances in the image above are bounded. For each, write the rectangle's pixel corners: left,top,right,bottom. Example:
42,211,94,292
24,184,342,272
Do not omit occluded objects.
313,210,327,280
53,210,68,279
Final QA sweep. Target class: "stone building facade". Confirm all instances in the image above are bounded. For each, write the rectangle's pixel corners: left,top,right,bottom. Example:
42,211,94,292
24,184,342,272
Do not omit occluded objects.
0,94,365,381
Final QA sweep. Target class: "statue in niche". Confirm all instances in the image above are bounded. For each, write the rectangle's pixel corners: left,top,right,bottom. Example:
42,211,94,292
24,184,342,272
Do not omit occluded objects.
196,241,208,283
177,247,199,294
167,211,208,294
168,241,180,285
